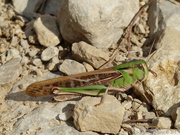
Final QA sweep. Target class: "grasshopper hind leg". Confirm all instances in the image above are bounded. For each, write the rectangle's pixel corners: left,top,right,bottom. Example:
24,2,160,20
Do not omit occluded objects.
94,87,109,107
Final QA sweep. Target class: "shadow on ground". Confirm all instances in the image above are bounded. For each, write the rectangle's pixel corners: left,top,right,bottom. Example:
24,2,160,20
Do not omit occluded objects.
5,91,54,102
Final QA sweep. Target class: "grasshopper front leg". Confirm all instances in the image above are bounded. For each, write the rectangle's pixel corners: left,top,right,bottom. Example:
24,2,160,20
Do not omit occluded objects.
131,82,153,105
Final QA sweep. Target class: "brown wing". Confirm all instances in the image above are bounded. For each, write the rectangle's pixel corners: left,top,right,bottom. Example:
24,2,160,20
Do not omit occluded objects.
26,67,120,97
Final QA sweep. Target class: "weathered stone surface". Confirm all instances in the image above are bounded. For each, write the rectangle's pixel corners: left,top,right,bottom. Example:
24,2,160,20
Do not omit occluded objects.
0,40,9,53
47,57,60,71
144,49,180,115
59,59,86,75
148,0,180,47
83,62,94,72
144,112,156,119
11,102,84,135
20,39,30,49
72,41,109,69
42,0,63,16
37,125,98,135
41,46,59,61
34,14,61,47
73,95,125,134
58,0,139,49
58,110,73,121
151,117,172,129
140,0,180,115
6,48,20,61
171,107,180,129
12,0,39,19
0,57,22,85
28,48,39,57
32,58,43,68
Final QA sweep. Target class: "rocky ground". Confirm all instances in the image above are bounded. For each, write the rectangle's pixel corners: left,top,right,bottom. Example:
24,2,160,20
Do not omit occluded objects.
0,0,180,135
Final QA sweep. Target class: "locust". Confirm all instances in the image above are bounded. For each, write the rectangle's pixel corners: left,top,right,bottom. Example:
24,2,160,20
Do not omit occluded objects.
26,59,156,105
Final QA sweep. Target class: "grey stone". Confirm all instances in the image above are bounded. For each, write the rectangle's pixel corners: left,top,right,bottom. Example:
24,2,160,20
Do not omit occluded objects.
34,14,61,47
11,101,80,135
73,95,125,134
12,0,39,19
0,57,22,85
58,0,139,49
171,107,180,129
41,46,59,61
148,0,180,48
72,41,109,69
59,59,86,75
41,0,63,16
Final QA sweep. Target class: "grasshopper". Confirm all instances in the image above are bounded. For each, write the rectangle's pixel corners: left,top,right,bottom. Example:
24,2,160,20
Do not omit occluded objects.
26,59,156,105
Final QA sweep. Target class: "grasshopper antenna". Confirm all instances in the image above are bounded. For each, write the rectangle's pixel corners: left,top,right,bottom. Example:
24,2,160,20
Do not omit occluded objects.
146,39,157,77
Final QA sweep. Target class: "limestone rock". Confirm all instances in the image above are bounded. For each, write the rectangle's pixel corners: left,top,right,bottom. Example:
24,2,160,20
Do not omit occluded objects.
47,57,60,71
0,40,9,53
6,48,20,61
72,41,109,69
148,0,180,49
41,0,63,16
58,0,139,49
58,110,73,121
41,46,59,61
20,39,30,49
11,102,82,135
59,59,86,75
12,0,39,19
175,108,180,129
73,95,125,134
144,112,156,119
139,0,180,115
171,107,180,129
151,117,172,129
32,58,43,68
34,15,61,47
0,57,22,85
144,49,180,115
83,62,94,72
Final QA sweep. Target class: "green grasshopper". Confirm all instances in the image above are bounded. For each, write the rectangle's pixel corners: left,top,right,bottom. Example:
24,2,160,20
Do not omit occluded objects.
26,59,156,105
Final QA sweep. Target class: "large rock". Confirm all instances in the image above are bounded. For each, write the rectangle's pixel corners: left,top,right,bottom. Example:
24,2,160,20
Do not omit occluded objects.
11,102,94,135
73,95,125,134
58,0,139,49
142,0,180,115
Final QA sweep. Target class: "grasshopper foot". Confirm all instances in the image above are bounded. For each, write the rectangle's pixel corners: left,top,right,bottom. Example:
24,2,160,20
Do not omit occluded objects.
94,101,104,107
94,87,109,107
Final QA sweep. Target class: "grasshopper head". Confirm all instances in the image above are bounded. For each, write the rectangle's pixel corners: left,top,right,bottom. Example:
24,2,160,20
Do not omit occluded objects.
114,59,150,81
